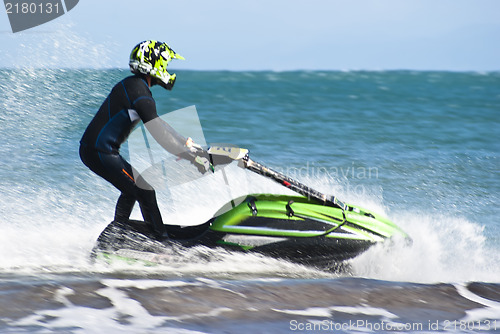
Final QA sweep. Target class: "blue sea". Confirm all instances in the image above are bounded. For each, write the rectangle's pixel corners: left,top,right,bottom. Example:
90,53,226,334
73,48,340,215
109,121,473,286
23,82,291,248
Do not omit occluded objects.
1,68,499,333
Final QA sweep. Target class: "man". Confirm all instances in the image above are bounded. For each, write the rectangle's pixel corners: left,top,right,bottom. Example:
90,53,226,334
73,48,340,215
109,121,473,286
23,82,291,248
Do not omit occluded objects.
80,40,211,240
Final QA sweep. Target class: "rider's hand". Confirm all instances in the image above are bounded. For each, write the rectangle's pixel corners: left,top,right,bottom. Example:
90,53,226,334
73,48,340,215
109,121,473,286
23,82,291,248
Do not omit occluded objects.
193,155,213,174
181,138,214,174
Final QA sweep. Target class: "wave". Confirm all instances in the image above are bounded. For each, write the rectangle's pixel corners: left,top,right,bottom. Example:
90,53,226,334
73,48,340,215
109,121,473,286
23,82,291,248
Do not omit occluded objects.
1,275,499,334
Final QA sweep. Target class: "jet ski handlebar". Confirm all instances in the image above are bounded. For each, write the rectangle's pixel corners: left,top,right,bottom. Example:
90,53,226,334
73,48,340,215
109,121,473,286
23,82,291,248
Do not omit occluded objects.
207,146,348,211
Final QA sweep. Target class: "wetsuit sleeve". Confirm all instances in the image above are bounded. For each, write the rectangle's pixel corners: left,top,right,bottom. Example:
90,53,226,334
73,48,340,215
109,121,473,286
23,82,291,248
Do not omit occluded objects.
132,91,190,156
132,95,160,124
144,117,189,156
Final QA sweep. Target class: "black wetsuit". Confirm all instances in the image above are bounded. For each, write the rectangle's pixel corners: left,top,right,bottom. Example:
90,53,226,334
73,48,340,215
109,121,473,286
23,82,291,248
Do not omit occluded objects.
80,75,186,238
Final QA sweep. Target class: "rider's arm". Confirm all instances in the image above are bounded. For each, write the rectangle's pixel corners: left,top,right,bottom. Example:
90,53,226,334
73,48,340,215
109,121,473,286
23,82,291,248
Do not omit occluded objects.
131,93,188,155
144,116,189,156
134,96,211,173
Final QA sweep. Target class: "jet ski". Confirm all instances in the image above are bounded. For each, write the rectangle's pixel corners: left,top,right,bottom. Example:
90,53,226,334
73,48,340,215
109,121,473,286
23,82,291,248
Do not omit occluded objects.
93,147,410,270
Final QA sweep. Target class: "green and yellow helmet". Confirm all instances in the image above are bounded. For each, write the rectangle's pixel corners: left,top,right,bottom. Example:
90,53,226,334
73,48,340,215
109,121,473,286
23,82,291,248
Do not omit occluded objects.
129,40,185,90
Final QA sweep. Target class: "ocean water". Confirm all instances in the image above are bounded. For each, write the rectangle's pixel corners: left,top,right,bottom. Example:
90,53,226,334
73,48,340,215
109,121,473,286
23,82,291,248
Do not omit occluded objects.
0,68,499,333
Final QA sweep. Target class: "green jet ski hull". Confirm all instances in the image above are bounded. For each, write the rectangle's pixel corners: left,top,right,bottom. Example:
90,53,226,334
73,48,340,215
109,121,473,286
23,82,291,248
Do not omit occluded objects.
93,194,409,269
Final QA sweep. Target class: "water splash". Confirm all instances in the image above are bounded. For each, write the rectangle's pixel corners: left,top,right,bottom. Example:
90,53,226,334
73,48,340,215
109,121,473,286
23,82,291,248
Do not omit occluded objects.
1,22,118,69
350,210,500,284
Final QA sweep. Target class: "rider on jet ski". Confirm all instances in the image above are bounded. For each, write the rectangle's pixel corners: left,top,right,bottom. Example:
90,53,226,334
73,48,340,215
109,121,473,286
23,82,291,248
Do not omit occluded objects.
80,40,211,240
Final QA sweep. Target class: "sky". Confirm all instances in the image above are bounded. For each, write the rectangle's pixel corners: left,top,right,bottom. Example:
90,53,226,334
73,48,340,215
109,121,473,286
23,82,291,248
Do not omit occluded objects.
1,0,499,71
